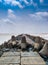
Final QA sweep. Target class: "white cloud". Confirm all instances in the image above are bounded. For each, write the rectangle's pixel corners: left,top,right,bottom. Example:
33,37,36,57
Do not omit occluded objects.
7,9,22,23
4,0,12,4
8,9,16,19
23,0,29,4
0,18,16,26
29,13,42,21
0,9,48,34
30,0,34,4
0,0,2,2
8,9,13,13
0,9,16,26
11,0,23,8
29,12,48,18
30,0,37,7
28,12,48,34
29,12,48,24
36,12,48,17
40,0,44,3
4,0,37,8
4,0,23,8
19,0,29,4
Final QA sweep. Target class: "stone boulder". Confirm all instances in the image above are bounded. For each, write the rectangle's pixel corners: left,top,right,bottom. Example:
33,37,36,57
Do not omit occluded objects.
11,35,16,41
33,42,43,52
20,36,27,51
39,43,48,57
21,36,26,43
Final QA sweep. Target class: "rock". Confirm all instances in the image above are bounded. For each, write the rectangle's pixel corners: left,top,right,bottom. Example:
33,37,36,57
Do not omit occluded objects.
0,51,3,57
3,41,8,48
21,36,26,43
8,43,13,49
17,35,30,51
35,36,41,43
33,42,43,52
32,37,45,52
11,35,16,41
39,43,48,57
7,36,17,48
21,43,27,51
0,34,48,52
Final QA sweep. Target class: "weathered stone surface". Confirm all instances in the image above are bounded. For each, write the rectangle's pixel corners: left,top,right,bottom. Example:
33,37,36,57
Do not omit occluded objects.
0,51,46,65
33,43,41,51
0,56,20,64
21,36,26,43
2,52,20,57
11,35,16,41
39,43,48,56
0,63,19,65
21,51,39,57
21,57,46,65
21,52,46,65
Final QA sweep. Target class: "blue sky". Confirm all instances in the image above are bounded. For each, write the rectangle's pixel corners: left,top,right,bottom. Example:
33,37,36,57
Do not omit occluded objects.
0,0,48,34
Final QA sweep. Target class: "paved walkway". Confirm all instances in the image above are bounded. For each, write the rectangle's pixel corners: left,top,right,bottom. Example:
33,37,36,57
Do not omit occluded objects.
0,51,46,65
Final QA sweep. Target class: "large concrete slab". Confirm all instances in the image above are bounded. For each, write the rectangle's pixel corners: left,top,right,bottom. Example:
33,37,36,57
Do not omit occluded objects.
21,51,39,57
9,56,20,64
0,51,46,65
0,56,20,64
0,63,20,65
9,64,19,65
46,61,48,65
0,64,7,65
21,51,46,65
2,52,20,57
21,57,46,65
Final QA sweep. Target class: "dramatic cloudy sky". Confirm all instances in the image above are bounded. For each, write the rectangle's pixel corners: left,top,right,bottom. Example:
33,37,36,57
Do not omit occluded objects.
0,0,48,34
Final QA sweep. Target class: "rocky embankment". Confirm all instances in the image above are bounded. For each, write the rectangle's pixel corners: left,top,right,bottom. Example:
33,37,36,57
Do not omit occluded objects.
0,34,48,61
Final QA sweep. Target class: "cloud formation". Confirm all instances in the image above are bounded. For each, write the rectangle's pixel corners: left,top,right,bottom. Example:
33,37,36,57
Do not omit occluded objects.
40,0,44,3
36,12,48,16
0,9,17,26
3,0,38,8
8,9,16,20
23,0,29,4
0,0,44,9
29,0,37,7
4,0,23,8
0,0,2,2
29,12,48,19
0,10,48,34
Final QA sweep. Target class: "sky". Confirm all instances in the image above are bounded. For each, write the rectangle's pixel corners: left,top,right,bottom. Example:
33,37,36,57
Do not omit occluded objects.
0,0,48,34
